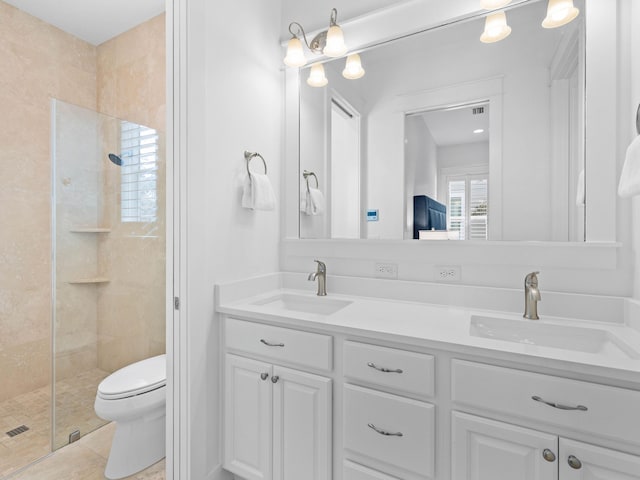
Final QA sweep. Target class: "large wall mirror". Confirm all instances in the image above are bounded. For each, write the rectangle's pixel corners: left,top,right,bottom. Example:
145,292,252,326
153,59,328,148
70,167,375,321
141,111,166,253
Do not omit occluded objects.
297,0,591,242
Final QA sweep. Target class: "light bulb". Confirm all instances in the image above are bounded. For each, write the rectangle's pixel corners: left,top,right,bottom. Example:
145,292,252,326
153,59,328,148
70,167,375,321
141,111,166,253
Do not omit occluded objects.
323,25,347,57
480,0,512,9
342,54,365,80
542,0,579,28
480,11,512,43
284,36,306,67
307,63,328,87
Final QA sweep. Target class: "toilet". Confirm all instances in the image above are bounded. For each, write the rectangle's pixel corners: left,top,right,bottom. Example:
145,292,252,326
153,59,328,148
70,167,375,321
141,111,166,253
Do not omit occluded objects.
94,354,167,480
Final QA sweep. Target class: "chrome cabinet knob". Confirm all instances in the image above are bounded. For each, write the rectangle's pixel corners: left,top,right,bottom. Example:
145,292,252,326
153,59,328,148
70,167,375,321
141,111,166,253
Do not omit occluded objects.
260,372,269,381
542,449,556,462
567,455,582,469
271,375,280,383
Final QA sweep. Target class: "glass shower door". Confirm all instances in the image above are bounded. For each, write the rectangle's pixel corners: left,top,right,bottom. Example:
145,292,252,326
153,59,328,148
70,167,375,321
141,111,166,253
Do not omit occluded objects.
51,99,165,450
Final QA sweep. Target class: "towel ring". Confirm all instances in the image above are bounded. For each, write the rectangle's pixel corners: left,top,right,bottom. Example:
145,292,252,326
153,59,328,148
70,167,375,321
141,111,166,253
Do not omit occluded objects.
303,170,318,193
244,151,267,178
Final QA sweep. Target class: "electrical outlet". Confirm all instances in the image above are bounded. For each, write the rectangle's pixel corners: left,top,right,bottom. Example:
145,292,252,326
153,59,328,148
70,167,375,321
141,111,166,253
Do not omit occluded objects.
374,262,398,279
435,265,461,282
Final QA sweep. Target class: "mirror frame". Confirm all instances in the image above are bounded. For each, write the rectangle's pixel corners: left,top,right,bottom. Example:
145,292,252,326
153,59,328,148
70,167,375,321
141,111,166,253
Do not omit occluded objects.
283,0,620,268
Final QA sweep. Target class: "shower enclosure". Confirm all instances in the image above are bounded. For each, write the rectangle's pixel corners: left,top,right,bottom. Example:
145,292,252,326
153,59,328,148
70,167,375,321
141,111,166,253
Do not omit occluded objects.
0,99,165,477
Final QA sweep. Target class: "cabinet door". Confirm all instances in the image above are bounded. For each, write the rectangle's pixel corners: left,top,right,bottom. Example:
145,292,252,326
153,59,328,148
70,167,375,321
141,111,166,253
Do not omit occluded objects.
452,411,558,480
224,354,273,480
559,438,640,479
272,365,332,480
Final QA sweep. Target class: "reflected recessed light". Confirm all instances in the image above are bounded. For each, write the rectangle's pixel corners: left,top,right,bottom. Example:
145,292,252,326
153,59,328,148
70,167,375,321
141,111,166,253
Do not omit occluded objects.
474,129,485,134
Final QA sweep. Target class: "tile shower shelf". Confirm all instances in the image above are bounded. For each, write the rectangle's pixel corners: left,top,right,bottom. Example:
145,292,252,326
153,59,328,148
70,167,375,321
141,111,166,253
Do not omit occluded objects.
67,277,110,284
69,227,111,233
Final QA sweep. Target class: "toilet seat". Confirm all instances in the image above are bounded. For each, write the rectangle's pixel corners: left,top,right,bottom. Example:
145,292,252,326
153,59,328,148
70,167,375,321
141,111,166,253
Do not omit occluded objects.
98,354,166,400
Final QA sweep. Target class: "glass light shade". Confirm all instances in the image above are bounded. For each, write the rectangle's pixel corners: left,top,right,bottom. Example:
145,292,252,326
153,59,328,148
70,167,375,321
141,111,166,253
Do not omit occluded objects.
284,37,306,67
342,54,365,80
480,11,512,43
323,25,347,57
480,0,512,9
307,63,328,87
542,0,579,28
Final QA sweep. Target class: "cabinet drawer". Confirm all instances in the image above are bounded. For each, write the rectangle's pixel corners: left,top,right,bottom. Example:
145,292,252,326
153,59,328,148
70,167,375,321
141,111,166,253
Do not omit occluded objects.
344,460,400,480
225,317,333,371
344,341,434,397
452,360,640,446
343,384,435,478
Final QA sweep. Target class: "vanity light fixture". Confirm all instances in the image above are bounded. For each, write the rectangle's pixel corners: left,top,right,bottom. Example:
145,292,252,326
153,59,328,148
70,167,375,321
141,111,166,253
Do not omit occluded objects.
480,11,512,43
480,0,512,9
474,129,485,134
284,8,347,67
342,54,365,80
541,0,580,28
307,63,329,87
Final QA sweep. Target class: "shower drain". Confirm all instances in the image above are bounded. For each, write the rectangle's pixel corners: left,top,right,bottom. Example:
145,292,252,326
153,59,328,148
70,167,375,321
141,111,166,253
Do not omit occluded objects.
6,425,29,438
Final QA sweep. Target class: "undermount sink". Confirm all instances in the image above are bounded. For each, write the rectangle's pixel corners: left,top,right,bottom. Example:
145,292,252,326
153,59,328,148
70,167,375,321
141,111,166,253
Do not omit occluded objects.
252,293,352,316
470,315,639,359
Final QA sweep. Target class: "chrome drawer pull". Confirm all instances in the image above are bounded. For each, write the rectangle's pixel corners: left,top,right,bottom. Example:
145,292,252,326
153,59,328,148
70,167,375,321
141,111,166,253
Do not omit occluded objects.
367,423,403,437
531,396,588,411
260,339,285,347
367,362,403,374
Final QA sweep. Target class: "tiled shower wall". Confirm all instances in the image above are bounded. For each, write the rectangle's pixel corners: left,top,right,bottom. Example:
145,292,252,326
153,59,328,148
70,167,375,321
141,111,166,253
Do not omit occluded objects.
96,13,166,372
0,0,97,402
0,0,166,399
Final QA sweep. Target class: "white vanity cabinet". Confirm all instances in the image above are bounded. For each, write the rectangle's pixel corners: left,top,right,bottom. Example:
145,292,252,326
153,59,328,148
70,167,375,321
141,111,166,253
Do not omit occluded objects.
451,360,640,480
223,318,333,480
342,341,436,480
452,412,640,480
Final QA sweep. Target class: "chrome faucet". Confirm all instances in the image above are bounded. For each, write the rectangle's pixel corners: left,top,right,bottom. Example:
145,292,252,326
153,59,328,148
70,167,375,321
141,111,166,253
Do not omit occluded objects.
523,271,541,320
308,260,327,296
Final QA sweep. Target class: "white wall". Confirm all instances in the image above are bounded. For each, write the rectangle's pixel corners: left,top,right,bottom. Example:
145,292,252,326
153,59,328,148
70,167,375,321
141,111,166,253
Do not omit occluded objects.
403,115,438,239
438,142,489,171
183,1,282,478
630,0,640,300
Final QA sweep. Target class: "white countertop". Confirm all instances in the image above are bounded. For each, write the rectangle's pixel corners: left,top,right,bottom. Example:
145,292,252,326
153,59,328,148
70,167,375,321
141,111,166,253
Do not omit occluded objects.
215,274,640,385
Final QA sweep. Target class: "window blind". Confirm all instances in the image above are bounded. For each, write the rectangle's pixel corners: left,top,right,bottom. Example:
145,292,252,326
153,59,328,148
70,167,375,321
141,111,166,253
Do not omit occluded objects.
120,121,158,223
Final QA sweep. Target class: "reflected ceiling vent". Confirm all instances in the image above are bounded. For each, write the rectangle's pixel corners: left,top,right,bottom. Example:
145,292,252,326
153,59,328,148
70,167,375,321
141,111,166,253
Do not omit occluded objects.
472,107,485,115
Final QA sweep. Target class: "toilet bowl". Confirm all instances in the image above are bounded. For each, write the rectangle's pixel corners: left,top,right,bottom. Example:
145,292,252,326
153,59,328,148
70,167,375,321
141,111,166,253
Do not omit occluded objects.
94,354,166,480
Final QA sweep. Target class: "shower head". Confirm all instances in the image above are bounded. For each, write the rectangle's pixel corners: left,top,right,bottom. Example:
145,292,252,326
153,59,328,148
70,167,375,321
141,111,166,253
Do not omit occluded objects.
108,153,123,166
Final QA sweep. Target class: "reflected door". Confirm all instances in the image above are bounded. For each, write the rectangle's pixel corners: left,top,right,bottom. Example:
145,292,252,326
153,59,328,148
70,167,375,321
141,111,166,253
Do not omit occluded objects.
330,99,361,239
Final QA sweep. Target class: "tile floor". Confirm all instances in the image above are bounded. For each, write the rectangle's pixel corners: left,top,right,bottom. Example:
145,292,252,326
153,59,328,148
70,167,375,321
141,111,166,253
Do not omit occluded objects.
7,422,165,480
0,368,111,478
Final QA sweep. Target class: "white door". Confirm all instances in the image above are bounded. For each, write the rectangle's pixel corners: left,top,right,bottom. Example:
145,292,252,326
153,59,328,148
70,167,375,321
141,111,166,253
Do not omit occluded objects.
272,365,332,480
330,98,361,239
559,438,640,480
224,354,273,480
451,411,558,480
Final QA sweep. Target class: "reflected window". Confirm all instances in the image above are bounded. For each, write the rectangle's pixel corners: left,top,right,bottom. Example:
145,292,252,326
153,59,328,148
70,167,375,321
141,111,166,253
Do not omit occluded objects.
447,176,488,240
120,121,158,223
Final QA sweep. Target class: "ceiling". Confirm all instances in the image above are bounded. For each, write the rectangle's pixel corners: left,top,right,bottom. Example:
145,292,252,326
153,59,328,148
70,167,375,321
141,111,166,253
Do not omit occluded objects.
4,0,166,45
418,103,490,147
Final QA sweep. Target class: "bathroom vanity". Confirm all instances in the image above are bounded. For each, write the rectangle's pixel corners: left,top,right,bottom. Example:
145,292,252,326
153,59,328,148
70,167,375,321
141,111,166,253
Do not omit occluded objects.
216,273,640,480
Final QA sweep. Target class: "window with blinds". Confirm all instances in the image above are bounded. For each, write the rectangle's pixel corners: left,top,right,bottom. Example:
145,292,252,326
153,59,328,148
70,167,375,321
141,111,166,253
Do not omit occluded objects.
120,121,158,223
447,176,488,240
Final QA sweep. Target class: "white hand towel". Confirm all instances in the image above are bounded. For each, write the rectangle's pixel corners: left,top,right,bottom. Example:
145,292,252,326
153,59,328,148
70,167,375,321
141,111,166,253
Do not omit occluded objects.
241,172,276,210
575,169,585,206
618,136,640,197
301,188,325,215
308,188,325,215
